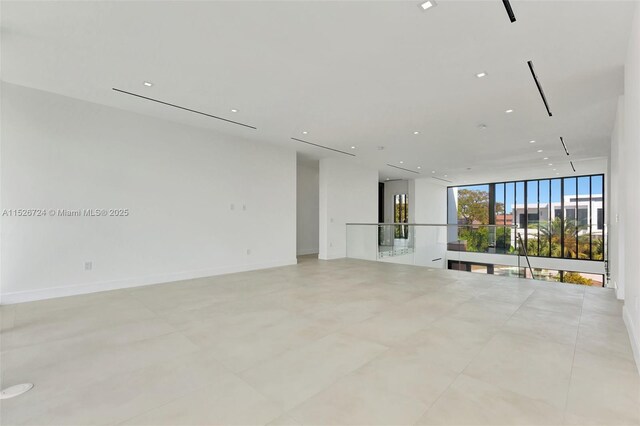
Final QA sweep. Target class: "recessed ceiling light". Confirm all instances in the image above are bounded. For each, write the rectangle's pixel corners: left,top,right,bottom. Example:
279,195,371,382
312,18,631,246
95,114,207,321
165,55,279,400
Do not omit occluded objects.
351,146,356,149
414,131,420,135
417,166,421,169
476,72,487,78
444,174,448,177
143,81,153,87
543,157,549,160
537,149,543,153
386,178,390,181
302,131,308,135
553,168,557,171
399,161,404,164
431,170,436,174
548,163,553,166
505,109,514,113
230,109,238,113
529,140,536,144
420,0,437,10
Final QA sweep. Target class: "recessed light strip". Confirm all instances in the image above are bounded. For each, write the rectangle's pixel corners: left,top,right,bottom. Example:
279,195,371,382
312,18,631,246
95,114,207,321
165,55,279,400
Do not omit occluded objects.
560,137,570,156
502,0,516,22
386,164,420,174
527,61,553,117
291,137,355,157
112,88,257,130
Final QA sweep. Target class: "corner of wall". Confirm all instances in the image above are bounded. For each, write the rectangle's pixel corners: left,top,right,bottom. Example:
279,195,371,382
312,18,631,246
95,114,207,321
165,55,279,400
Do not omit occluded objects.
623,305,640,375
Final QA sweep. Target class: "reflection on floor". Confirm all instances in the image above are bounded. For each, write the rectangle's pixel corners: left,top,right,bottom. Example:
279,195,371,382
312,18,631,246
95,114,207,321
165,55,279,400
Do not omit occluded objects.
1,255,638,425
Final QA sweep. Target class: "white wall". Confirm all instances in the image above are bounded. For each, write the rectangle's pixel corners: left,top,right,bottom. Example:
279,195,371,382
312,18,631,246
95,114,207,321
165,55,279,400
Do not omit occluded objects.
1,83,297,304
411,178,448,268
412,178,447,224
614,4,640,372
609,96,625,299
296,157,319,256
318,158,377,260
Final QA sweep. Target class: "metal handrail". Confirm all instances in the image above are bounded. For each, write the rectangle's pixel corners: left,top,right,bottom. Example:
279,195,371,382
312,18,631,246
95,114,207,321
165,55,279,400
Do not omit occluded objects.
347,223,518,227
517,232,536,280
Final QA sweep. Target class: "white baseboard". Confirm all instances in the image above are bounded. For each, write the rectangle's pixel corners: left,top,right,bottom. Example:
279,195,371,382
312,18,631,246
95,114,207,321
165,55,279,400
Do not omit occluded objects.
296,248,319,256
623,304,640,375
1,258,297,305
317,254,344,261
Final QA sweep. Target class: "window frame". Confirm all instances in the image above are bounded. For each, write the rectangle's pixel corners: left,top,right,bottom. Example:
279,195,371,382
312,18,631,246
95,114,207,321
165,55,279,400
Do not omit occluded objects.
447,173,605,262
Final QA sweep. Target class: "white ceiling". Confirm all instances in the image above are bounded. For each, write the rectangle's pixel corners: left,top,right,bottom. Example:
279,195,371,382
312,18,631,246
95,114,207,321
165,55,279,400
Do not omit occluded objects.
1,0,636,184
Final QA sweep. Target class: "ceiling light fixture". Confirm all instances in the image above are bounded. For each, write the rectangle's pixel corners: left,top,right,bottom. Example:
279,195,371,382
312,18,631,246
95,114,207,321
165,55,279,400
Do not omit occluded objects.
529,140,536,144
302,131,308,134
417,166,422,170
476,72,487,78
543,157,549,160
420,0,437,10
537,149,543,153
444,174,448,177
230,109,238,113
399,161,404,164
548,163,553,166
505,109,514,113
431,170,436,174
351,146,356,149
414,131,420,135
143,81,153,87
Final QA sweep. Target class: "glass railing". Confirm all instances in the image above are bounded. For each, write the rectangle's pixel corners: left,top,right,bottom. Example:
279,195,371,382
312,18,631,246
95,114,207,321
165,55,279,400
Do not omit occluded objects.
347,222,606,286
346,223,534,278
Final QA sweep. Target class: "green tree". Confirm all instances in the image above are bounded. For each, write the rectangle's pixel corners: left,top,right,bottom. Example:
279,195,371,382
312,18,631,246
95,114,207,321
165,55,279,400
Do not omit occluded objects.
495,227,513,253
459,226,490,253
563,272,592,285
457,189,489,224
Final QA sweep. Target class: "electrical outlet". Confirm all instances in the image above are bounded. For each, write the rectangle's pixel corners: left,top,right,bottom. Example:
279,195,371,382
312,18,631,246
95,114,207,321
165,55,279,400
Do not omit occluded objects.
84,261,93,271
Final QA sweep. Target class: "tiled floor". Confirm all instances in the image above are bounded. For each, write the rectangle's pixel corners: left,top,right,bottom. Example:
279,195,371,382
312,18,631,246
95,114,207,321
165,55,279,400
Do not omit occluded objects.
1,256,638,425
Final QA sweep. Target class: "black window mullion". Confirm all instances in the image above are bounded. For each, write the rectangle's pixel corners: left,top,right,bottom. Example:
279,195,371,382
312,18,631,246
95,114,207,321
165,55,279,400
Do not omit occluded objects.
561,179,565,258
575,178,579,258
589,176,604,260
538,179,541,256
548,179,552,256
524,181,528,253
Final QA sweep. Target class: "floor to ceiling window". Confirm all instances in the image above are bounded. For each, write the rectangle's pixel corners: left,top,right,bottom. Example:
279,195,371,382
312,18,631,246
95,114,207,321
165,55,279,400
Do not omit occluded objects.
447,174,605,261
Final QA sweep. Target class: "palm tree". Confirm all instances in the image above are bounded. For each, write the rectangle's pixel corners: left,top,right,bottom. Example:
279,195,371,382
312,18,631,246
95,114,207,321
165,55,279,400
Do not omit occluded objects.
533,217,592,259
